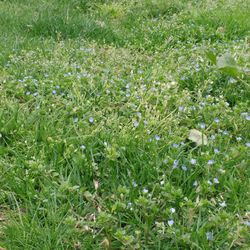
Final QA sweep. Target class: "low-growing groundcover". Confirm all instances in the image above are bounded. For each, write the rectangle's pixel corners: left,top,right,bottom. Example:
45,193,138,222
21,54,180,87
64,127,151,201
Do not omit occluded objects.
0,0,250,249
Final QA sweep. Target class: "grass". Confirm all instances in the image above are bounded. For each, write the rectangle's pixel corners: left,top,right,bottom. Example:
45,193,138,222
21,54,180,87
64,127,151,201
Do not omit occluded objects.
0,0,250,249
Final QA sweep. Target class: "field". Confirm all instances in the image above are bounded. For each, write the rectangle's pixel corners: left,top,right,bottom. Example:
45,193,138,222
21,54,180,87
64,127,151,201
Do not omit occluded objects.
0,0,250,249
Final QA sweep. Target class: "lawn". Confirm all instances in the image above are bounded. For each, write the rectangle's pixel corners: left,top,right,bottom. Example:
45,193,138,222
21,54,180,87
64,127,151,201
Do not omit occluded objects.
0,0,250,249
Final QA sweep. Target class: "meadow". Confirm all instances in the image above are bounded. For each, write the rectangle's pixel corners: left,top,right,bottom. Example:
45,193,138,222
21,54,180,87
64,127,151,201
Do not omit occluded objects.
0,0,250,249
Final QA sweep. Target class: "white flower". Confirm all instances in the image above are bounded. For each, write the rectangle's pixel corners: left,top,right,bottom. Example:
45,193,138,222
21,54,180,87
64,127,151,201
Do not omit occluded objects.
219,201,227,207
213,178,219,184
207,180,213,185
170,208,176,214
132,181,137,187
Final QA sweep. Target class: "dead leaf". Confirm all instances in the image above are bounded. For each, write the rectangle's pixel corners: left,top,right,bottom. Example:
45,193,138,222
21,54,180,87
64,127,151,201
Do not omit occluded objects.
93,180,99,191
188,129,208,146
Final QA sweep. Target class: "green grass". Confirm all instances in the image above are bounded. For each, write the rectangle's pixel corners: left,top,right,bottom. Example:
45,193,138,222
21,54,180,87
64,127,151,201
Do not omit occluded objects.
0,0,250,249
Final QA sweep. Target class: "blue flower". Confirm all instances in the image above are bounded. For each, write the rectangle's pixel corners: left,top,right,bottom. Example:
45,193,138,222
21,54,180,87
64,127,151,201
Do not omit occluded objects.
214,148,220,154
199,123,206,129
208,159,215,165
172,160,179,169
155,135,161,141
168,219,174,227
133,121,139,128
190,158,197,165
206,231,213,241
52,90,57,95
181,165,187,171
89,117,94,123
213,177,219,184
214,118,220,123
178,106,185,112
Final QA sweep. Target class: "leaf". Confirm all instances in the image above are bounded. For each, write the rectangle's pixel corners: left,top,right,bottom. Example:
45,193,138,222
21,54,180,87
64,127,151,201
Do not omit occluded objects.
83,191,93,201
216,53,240,76
188,129,208,146
93,179,99,190
206,50,217,65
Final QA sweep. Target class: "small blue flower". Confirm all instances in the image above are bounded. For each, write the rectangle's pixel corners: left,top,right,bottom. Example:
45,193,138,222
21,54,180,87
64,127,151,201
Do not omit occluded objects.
193,180,198,187
199,123,206,129
127,202,132,208
89,117,94,123
56,85,60,89
214,118,220,123
133,121,139,128
206,231,213,241
178,106,185,112
181,165,187,171
155,135,161,141
208,159,215,165
172,143,179,148
172,160,179,169
246,142,250,147
168,219,174,227
25,91,31,95
210,135,216,140
214,148,220,154
80,145,86,150
213,177,219,184
73,117,78,123
144,120,148,126
143,188,149,194
246,116,250,121
236,137,242,141
190,158,197,165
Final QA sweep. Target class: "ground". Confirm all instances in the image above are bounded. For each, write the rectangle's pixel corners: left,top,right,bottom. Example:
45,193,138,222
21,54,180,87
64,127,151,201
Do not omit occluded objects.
0,0,250,249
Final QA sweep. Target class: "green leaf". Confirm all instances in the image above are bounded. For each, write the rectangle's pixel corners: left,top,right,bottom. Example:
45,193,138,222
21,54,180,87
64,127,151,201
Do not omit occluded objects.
206,50,217,65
